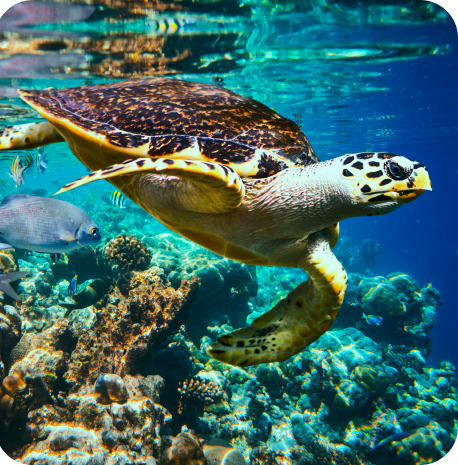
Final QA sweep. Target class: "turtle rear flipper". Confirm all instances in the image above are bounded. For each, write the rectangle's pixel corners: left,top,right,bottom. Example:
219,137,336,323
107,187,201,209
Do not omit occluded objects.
54,158,246,214
208,227,346,367
0,122,63,150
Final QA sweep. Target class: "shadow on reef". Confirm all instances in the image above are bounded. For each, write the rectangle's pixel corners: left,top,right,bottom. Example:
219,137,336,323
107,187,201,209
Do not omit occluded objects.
0,231,456,464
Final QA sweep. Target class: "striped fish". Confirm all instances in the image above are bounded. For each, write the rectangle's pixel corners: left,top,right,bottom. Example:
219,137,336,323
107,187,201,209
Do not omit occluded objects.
110,190,126,209
149,17,194,33
24,153,33,170
9,155,26,188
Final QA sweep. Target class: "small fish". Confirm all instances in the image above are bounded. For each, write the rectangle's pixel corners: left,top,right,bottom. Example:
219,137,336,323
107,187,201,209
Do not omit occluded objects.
24,153,33,170
212,76,225,87
110,190,126,209
362,312,383,326
371,430,418,451
149,17,194,33
68,274,77,295
0,270,29,300
31,188,47,196
36,147,48,173
0,194,101,255
9,155,26,188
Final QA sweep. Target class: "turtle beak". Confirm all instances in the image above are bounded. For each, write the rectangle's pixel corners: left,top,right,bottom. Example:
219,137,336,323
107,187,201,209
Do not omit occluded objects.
396,165,432,204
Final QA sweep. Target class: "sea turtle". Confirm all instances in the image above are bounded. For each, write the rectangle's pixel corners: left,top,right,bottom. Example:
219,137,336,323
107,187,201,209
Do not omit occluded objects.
0,79,431,367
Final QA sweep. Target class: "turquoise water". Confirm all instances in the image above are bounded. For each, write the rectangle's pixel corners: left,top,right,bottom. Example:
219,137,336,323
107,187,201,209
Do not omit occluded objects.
0,1,457,464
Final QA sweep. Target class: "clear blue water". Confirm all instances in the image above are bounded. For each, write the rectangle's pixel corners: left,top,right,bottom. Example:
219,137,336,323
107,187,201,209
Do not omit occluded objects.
0,1,457,462
2,1,455,365
0,0,458,460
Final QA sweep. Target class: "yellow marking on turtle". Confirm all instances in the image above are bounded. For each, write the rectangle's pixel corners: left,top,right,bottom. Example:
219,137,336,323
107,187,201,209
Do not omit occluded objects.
208,229,347,366
0,122,63,150
178,228,227,256
54,158,246,214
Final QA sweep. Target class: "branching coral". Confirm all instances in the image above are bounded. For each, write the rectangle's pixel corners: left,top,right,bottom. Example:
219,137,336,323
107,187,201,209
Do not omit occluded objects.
104,234,151,271
177,377,222,413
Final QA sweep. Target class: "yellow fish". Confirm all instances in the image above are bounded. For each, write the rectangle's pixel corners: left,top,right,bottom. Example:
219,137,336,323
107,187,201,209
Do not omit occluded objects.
9,155,26,188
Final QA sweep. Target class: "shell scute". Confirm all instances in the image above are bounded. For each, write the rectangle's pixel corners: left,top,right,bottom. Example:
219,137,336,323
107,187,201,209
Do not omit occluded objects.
20,79,318,178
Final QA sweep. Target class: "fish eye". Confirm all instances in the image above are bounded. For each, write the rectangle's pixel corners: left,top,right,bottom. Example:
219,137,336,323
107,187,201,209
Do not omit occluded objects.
386,161,408,180
90,227,99,237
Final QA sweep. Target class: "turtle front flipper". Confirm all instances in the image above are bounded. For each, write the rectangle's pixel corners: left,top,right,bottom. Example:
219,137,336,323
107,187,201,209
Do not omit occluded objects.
208,226,347,367
54,158,246,213
0,122,63,150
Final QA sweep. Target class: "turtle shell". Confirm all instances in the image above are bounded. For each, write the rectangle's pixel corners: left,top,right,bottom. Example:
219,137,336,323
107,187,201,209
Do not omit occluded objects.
19,79,318,178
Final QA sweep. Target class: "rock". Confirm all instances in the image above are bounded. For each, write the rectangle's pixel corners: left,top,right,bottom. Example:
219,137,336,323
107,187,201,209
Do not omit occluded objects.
160,431,206,465
94,373,128,404
203,438,246,464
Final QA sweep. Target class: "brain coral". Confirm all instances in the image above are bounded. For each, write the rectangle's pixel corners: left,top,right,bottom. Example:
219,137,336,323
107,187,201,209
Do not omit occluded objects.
104,234,151,271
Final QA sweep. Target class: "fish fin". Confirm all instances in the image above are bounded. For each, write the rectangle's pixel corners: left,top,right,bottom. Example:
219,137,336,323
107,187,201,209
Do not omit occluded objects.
362,312,366,318
0,194,29,207
60,232,76,242
0,271,29,282
0,271,29,300
50,253,61,263
0,282,21,300
0,243,14,250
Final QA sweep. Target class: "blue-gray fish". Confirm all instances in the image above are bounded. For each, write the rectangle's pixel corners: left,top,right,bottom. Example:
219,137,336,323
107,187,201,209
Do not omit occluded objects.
0,194,101,259
362,312,383,326
0,270,29,300
9,155,26,188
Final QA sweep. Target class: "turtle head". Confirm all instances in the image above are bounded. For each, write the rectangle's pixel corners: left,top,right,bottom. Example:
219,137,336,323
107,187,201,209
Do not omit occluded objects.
339,152,432,215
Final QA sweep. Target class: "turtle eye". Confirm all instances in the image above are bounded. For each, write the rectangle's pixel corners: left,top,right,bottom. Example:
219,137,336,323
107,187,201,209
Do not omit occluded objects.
90,227,99,237
386,161,408,180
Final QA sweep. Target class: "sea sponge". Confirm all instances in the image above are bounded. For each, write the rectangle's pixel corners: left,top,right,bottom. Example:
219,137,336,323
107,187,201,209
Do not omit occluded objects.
160,431,207,465
94,373,128,404
104,234,151,271
177,377,222,413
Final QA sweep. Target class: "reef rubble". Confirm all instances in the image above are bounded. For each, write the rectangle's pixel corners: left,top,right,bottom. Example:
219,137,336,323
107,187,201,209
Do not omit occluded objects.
0,232,456,465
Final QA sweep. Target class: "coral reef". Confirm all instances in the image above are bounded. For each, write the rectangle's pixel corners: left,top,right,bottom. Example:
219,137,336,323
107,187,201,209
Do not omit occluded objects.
177,377,222,413
65,267,199,391
104,234,152,272
149,233,258,338
0,248,18,273
0,303,21,380
0,211,455,465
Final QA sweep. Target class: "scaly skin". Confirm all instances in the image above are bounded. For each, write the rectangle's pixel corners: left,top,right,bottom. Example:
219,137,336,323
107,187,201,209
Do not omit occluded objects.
0,79,432,367
208,227,346,366
0,122,63,150
50,154,431,366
